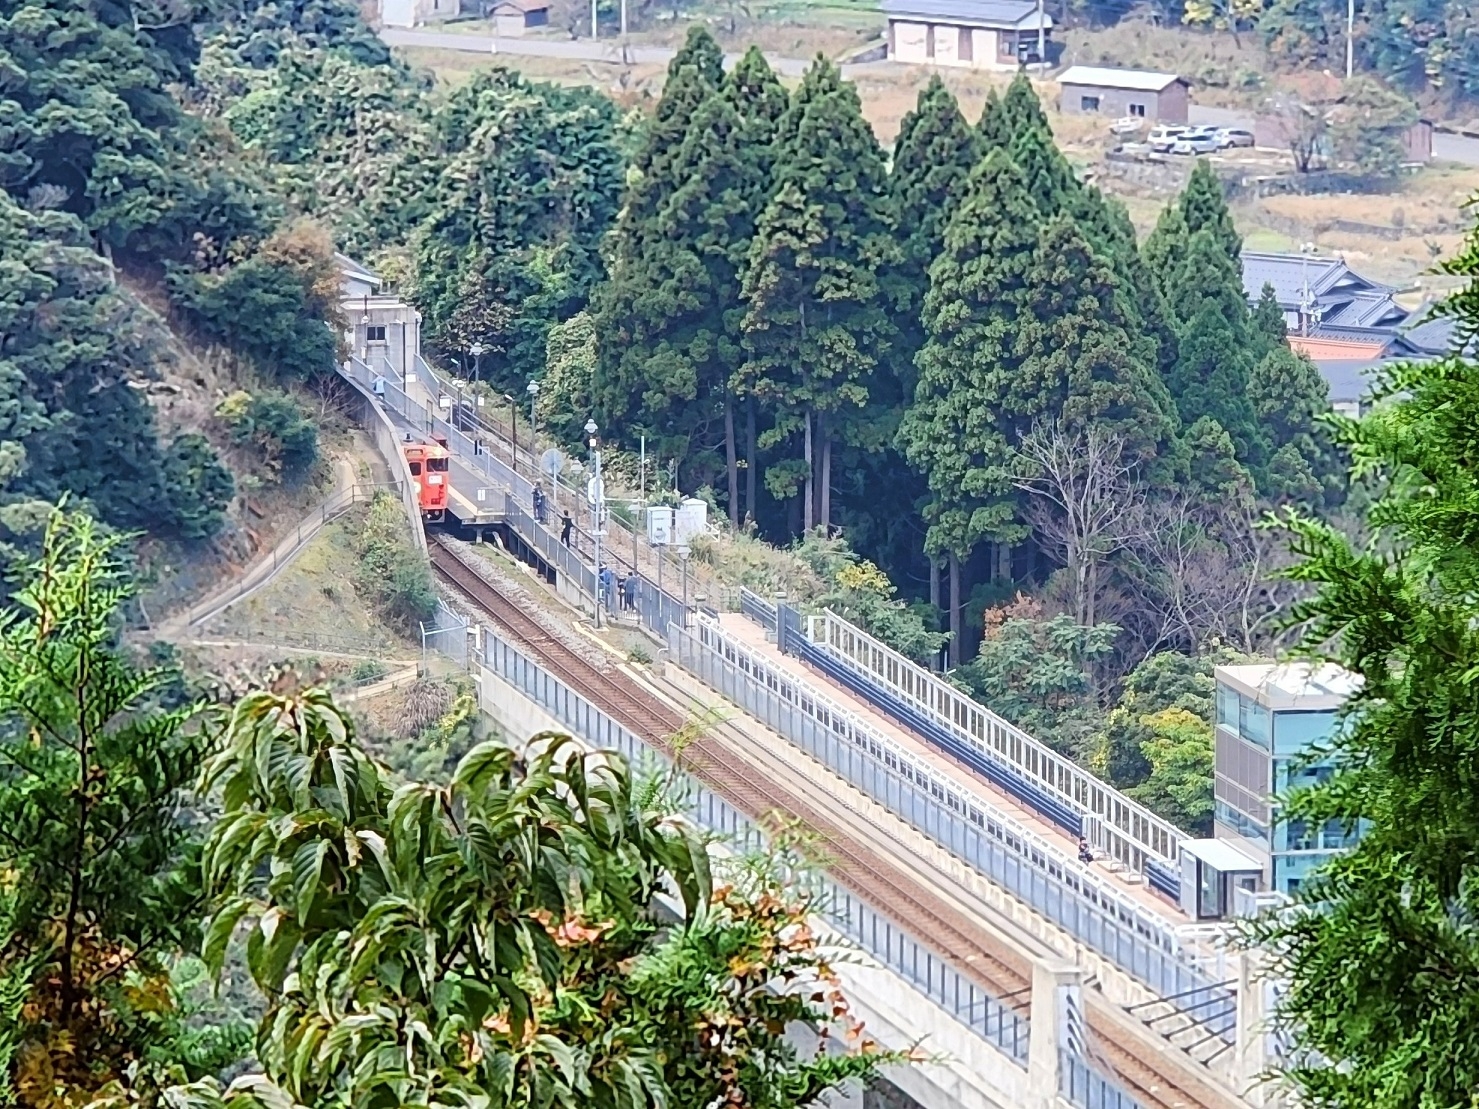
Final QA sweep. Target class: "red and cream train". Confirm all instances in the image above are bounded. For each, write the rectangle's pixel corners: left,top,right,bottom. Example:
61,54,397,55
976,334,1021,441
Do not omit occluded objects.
402,434,451,523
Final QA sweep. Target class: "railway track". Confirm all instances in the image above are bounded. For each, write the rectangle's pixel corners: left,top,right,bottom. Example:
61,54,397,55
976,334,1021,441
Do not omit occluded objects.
430,541,1213,1109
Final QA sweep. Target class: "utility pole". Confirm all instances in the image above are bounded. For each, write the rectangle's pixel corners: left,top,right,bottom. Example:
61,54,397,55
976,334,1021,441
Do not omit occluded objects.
586,418,603,628
1036,0,1044,66
1346,0,1355,78
591,0,597,39
620,0,627,37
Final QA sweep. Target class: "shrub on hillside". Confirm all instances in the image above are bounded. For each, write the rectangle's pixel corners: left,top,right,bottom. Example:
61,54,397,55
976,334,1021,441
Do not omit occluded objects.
168,222,340,381
215,389,318,482
354,492,436,631
159,433,236,541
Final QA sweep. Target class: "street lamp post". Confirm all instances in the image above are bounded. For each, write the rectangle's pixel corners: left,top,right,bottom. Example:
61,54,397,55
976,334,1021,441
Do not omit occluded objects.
504,393,518,472
585,418,603,628
397,318,407,382
527,379,543,497
469,342,484,383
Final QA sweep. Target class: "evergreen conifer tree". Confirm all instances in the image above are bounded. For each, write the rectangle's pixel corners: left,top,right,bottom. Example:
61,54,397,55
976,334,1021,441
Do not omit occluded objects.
890,77,979,393
618,27,724,244
997,72,1052,142
1251,280,1288,350
1009,121,1079,219
1172,297,1267,469
1247,345,1344,506
1178,159,1241,263
722,46,788,524
1182,415,1254,504
898,150,1041,563
1012,215,1178,467
1141,201,1191,310
977,86,1008,151
739,58,896,534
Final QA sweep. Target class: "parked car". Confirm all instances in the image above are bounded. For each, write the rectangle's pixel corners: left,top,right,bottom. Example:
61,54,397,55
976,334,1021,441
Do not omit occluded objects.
1171,127,1220,154
1217,128,1256,149
1109,116,1144,136
1148,125,1188,152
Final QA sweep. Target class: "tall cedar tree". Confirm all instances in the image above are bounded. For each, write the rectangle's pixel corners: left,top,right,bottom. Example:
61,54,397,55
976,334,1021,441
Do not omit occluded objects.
1246,220,1479,1108
724,47,790,523
1248,345,1344,507
618,25,724,238
899,150,1041,566
1252,280,1289,346
1072,184,1183,391
977,86,1008,149
591,54,784,521
739,58,896,534
1012,215,1177,469
889,76,979,396
1179,159,1242,263
1169,230,1269,470
1140,202,1191,311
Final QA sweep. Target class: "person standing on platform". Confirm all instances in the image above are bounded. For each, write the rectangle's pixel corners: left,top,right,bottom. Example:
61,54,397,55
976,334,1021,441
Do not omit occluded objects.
532,485,547,525
622,572,637,612
560,510,573,547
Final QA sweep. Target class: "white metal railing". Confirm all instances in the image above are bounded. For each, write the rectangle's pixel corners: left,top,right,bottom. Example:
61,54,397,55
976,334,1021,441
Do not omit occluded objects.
807,610,1185,876
680,615,1234,1040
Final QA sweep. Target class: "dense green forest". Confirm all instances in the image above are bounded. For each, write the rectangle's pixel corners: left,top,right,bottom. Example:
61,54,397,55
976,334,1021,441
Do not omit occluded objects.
2,0,1351,838
0,0,357,569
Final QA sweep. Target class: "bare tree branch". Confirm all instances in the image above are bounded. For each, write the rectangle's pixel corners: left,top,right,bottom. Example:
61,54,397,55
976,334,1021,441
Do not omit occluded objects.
1012,421,1144,629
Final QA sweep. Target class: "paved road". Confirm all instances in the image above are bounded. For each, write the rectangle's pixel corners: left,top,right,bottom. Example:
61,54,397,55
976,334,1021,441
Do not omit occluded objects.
1189,103,1479,166
380,26,818,76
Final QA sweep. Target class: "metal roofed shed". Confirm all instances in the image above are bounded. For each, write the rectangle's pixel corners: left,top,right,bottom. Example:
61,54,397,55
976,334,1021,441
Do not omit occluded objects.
882,0,1053,70
1058,65,1189,124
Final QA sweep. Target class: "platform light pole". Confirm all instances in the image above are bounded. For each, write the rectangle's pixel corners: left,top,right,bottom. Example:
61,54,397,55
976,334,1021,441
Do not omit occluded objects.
504,393,518,471
586,417,603,628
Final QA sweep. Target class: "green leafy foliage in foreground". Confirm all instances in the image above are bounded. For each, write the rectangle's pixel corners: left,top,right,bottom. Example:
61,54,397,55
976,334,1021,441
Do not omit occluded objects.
0,509,904,1107
173,687,895,1109
0,511,238,1105
1245,217,1479,1105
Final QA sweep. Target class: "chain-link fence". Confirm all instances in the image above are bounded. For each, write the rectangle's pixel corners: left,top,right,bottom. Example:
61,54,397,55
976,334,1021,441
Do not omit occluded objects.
181,481,403,630
421,600,471,669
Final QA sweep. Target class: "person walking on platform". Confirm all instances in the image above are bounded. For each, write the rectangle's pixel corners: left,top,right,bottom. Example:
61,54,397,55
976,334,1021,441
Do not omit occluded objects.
560,510,573,547
599,565,616,611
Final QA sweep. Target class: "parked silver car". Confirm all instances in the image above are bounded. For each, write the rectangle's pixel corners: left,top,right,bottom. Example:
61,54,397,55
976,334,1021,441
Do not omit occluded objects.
1148,125,1188,153
1171,127,1220,154
1217,128,1256,149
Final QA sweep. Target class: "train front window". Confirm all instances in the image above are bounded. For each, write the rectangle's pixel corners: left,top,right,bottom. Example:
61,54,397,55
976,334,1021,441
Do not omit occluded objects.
428,457,449,472
409,462,422,475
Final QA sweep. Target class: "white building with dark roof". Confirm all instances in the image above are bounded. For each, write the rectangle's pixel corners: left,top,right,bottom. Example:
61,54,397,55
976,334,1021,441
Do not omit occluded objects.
882,0,1053,69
